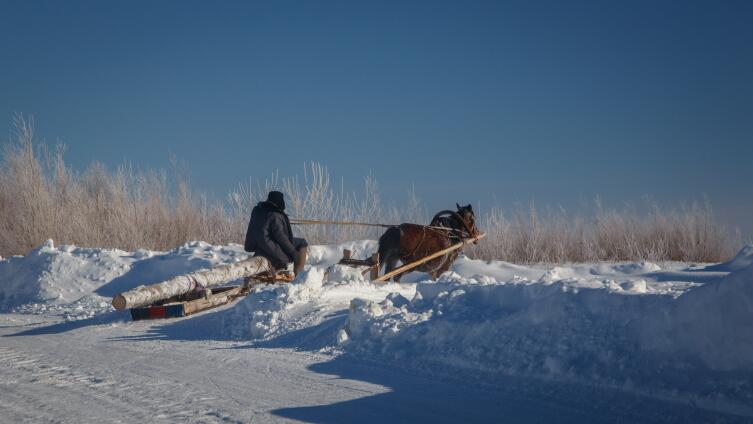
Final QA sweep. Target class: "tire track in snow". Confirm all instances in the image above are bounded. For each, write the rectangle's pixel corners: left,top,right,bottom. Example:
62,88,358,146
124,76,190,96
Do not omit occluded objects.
0,346,116,389
0,346,244,423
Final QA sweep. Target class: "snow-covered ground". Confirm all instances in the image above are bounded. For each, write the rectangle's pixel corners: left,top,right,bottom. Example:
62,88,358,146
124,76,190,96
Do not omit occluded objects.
1,240,752,423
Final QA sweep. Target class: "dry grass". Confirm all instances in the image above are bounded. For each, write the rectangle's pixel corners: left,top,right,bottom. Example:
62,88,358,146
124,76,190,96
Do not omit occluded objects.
0,115,235,255
0,115,741,263
465,199,740,263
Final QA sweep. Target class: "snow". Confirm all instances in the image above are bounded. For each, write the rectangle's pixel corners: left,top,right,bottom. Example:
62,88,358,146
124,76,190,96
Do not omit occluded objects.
219,266,414,340
0,240,250,319
343,269,753,412
1,240,753,422
704,244,753,272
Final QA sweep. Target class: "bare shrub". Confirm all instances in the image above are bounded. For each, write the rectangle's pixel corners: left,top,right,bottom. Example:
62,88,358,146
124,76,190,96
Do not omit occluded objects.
231,163,392,244
466,199,737,263
0,116,741,263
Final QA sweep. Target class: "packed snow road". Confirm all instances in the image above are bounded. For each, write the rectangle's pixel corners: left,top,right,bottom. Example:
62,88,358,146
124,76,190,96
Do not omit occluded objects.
0,311,746,424
1,240,753,422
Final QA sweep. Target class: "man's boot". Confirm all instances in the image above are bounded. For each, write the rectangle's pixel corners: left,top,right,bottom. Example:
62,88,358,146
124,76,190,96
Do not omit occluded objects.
294,246,307,276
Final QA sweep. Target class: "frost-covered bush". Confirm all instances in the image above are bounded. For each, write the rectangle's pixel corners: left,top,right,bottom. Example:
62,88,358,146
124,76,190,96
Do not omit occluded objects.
465,199,738,263
0,115,741,262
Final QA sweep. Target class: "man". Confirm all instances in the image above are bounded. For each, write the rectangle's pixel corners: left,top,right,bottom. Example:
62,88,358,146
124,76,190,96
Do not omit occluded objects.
244,191,308,276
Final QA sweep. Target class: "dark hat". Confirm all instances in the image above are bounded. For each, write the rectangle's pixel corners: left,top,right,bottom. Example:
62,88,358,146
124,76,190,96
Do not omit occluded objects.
267,191,285,211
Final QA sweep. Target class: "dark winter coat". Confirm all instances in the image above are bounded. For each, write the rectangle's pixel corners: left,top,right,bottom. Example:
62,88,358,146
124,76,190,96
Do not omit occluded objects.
244,201,298,269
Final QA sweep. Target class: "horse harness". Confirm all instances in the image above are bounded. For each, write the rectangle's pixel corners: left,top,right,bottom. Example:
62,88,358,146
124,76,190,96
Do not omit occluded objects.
400,219,472,275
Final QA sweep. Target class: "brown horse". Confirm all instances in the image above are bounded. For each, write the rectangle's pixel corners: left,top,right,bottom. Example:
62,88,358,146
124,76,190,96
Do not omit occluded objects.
377,204,480,282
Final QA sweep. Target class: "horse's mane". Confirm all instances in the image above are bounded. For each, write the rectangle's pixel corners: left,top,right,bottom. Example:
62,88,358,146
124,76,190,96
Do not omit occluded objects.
430,209,475,238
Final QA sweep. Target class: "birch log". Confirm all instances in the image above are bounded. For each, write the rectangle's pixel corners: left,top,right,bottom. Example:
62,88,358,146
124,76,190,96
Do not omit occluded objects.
111,256,272,310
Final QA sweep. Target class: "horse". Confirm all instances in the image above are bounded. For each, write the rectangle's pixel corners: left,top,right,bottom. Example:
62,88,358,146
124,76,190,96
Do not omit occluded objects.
377,204,480,282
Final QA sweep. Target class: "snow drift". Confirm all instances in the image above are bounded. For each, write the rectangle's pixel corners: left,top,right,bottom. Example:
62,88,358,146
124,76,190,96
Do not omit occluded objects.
0,240,129,318
0,240,251,319
338,247,753,411
219,265,414,341
1,239,752,413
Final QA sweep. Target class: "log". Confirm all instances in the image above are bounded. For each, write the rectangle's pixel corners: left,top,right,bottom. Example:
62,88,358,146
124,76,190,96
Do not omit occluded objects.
374,233,486,282
181,286,243,315
128,286,245,320
112,256,272,310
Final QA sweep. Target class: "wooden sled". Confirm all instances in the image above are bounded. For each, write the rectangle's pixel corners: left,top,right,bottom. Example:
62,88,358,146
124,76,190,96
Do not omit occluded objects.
129,285,244,321
337,250,380,280
129,271,295,321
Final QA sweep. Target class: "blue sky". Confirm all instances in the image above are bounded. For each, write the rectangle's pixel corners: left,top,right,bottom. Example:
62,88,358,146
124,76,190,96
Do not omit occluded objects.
1,1,752,234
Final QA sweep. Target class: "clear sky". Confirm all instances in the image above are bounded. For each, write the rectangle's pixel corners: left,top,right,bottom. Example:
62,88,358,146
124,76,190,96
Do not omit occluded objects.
1,1,752,234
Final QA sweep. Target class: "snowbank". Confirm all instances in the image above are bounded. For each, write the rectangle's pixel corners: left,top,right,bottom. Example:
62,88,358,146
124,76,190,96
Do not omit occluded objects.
220,265,415,340
0,240,250,319
3,238,752,411
0,238,393,323
340,247,753,410
643,260,753,371
0,240,130,317
704,244,753,272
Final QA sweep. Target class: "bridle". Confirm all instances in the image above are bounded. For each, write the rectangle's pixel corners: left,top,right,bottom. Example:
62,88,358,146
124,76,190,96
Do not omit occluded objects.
430,209,477,240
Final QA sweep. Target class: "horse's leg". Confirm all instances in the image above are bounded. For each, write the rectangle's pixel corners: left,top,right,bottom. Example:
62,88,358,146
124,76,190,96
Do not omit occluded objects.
378,226,404,282
435,262,451,278
383,255,400,282
384,255,410,283
434,252,457,278
426,258,443,280
392,259,406,283
393,267,406,283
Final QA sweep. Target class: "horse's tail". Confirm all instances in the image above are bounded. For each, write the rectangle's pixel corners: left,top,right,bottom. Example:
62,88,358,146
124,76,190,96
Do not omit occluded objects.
378,225,401,264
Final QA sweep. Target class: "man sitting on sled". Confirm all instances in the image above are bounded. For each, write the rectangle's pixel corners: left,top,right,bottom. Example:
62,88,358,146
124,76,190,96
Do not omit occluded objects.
244,191,308,277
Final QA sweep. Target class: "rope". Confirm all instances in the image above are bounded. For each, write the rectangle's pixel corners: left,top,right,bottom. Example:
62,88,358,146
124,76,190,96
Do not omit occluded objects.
289,219,393,228
290,218,468,234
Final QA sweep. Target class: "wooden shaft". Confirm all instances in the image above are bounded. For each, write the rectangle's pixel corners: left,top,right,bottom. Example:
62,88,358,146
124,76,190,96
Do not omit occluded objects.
374,233,485,282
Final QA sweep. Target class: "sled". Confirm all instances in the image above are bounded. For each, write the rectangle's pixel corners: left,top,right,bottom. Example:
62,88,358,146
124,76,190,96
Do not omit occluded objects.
120,264,295,321
113,256,273,311
129,285,245,321
337,250,380,280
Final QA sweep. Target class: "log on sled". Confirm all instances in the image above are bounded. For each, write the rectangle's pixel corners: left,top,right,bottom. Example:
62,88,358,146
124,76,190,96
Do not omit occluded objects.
111,255,274,311
128,285,246,321
126,272,296,321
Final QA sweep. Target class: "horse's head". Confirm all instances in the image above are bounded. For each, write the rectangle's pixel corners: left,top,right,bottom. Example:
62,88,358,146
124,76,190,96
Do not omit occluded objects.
455,203,480,238
430,204,481,240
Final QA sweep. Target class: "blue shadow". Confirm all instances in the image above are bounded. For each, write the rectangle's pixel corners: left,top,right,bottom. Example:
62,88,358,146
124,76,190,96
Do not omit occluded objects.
3,310,128,336
269,352,747,424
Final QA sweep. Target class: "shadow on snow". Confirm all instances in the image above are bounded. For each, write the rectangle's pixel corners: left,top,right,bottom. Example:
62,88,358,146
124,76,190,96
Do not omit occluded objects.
3,310,128,337
101,304,748,424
